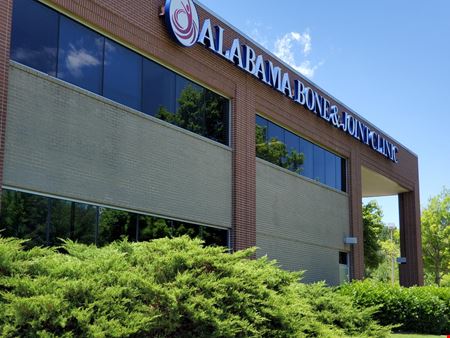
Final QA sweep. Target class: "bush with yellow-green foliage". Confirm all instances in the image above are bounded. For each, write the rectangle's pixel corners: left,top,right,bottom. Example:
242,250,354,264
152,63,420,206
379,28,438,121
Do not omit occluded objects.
0,236,389,337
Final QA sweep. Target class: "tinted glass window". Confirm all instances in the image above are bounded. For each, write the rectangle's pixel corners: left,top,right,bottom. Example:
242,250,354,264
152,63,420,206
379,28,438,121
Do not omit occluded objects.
49,199,70,245
325,152,337,188
98,208,138,246
50,200,96,245
285,130,299,155
142,59,176,117
142,59,176,116
145,67,229,145
139,216,173,241
266,121,285,166
313,145,326,184
256,115,268,139
104,39,142,110
255,116,346,191
0,190,48,247
57,16,104,94
299,138,314,179
11,0,59,75
172,220,201,239
337,158,345,192
203,226,228,247
0,189,230,248
164,76,205,135
268,121,284,143
285,130,301,172
256,115,268,155
203,91,229,144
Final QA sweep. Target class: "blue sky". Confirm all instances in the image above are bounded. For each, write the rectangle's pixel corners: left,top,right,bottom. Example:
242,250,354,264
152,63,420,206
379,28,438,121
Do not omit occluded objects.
198,0,450,226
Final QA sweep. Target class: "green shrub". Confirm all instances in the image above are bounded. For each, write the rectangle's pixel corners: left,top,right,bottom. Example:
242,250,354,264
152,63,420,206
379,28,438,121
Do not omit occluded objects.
0,236,389,337
297,283,390,337
338,280,449,335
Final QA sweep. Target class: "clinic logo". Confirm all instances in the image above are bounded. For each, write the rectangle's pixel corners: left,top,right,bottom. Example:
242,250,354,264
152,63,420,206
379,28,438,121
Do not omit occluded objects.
164,0,199,47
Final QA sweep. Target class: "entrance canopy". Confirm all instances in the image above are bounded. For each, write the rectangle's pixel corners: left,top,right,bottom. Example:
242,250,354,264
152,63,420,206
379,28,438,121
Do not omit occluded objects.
361,166,408,197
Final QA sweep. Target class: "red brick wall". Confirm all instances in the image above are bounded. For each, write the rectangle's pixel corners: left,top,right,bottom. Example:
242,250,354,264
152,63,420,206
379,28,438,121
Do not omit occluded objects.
399,187,424,286
349,152,364,280
0,0,13,199
232,84,256,251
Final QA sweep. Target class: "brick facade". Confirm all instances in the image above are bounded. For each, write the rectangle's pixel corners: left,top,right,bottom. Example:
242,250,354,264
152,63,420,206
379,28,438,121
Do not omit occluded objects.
0,0,423,285
0,0,13,202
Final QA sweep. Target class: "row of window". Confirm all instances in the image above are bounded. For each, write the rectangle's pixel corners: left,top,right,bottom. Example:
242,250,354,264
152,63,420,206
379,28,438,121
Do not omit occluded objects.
256,115,346,191
11,0,229,145
0,189,229,248
11,0,345,191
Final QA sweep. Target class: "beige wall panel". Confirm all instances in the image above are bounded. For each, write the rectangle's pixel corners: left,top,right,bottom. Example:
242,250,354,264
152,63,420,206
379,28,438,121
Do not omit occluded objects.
4,63,232,228
256,159,350,284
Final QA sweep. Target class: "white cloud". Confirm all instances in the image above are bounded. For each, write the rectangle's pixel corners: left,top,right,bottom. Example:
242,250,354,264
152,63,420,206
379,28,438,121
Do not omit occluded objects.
245,20,270,48
244,21,323,79
291,60,323,78
273,31,321,78
66,45,101,78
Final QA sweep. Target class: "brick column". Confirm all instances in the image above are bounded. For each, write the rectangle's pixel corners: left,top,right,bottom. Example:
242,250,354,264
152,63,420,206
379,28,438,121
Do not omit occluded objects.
398,187,424,286
0,0,13,200
231,83,256,251
349,151,364,280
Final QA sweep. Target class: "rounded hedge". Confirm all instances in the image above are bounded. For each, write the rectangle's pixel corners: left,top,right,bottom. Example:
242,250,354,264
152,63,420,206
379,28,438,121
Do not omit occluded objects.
338,280,450,335
0,236,389,337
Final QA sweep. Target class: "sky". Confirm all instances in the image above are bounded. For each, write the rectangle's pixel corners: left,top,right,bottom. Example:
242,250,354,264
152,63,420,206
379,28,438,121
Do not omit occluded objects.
198,0,450,227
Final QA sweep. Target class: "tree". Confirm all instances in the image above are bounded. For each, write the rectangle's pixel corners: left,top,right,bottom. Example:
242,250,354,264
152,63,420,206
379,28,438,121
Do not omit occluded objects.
421,187,450,285
362,201,385,275
370,225,400,283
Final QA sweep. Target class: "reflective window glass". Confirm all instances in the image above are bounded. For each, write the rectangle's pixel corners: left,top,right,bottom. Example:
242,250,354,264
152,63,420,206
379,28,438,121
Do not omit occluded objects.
313,145,326,184
203,91,229,145
10,0,59,75
299,138,314,179
142,59,176,117
169,76,205,135
202,226,228,247
256,116,268,161
285,130,301,172
156,75,204,134
50,200,96,245
256,115,268,142
267,121,285,143
49,199,70,245
139,216,173,241
57,16,104,94
337,158,346,192
98,208,137,246
0,189,231,248
285,130,299,155
325,152,337,188
172,220,201,239
267,121,285,166
104,39,142,110
255,116,346,191
0,190,48,247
